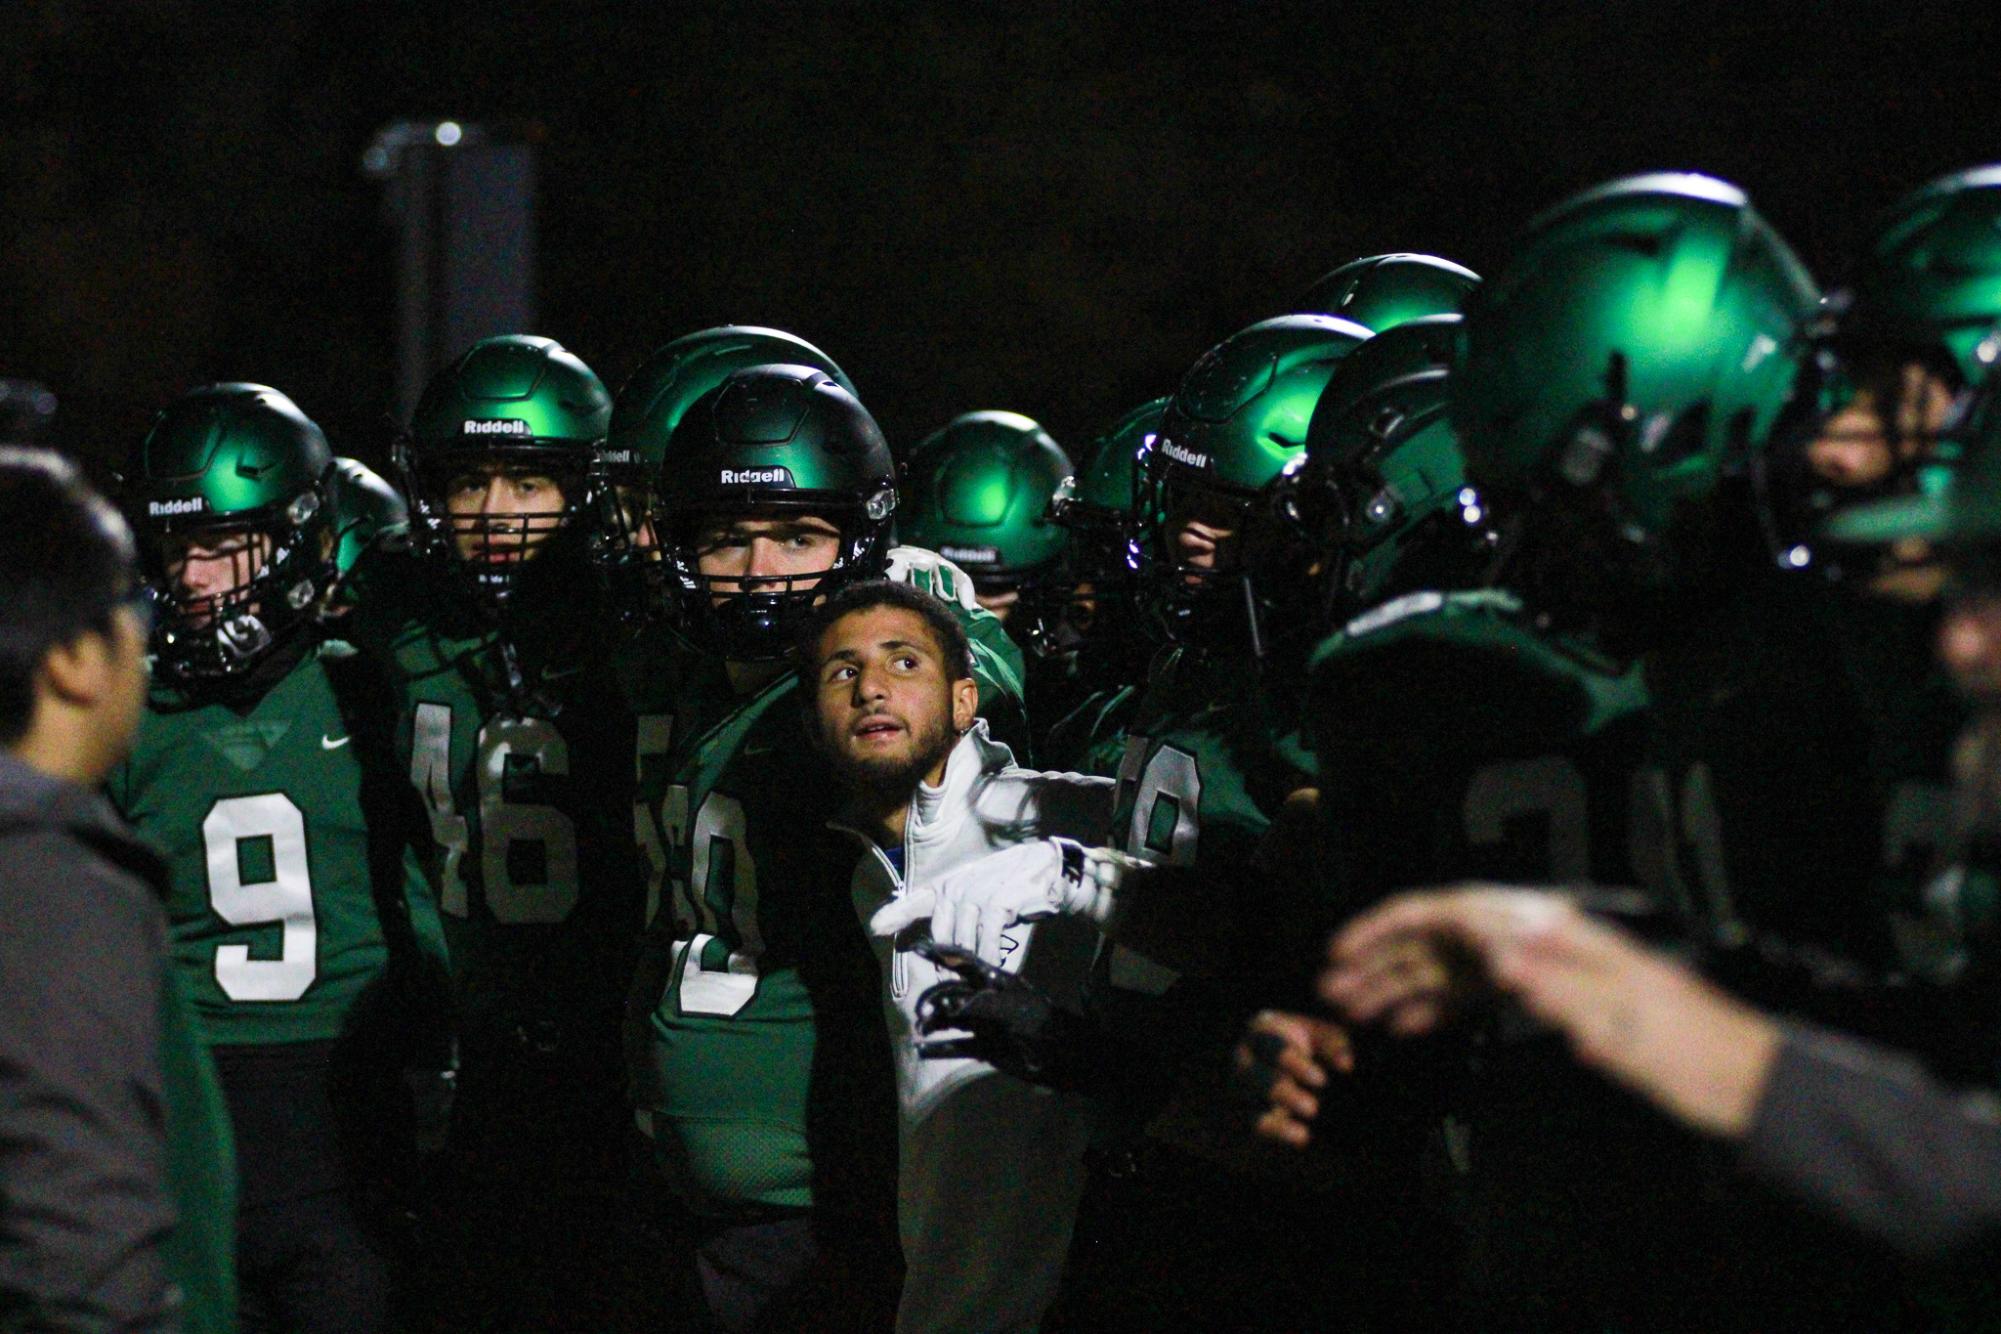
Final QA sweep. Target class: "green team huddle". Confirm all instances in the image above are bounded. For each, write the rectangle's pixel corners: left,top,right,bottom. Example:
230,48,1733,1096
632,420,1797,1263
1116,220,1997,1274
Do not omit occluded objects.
92,163,2001,1332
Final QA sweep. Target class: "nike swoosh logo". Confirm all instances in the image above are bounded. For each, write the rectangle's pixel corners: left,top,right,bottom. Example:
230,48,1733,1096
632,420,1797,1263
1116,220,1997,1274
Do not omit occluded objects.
321,734,351,750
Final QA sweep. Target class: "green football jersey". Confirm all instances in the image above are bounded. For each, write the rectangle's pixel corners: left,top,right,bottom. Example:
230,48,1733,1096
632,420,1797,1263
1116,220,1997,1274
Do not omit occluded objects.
623,548,1029,1215
1641,573,1902,967
1308,590,1655,911
108,640,445,1048
345,547,643,1064
1043,683,1139,779
1822,593,1969,977
159,965,238,1334
1305,589,1716,1329
1104,644,1317,995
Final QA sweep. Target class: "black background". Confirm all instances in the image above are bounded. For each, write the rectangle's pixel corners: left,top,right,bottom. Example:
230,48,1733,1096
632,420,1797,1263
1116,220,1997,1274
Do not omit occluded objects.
3,0,1995,472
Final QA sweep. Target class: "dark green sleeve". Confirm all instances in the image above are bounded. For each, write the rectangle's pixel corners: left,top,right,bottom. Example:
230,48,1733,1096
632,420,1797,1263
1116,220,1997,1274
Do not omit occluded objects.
157,968,239,1334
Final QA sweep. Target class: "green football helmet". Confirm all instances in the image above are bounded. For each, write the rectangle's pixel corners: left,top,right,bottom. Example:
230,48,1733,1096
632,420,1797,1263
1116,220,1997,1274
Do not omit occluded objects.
124,383,336,682
328,457,410,578
898,411,1073,650
1140,313,1371,652
1287,314,1499,615
1293,253,1481,332
1042,397,1164,654
655,364,897,660
602,326,855,621
1760,166,2001,575
398,334,611,608
1453,172,1820,638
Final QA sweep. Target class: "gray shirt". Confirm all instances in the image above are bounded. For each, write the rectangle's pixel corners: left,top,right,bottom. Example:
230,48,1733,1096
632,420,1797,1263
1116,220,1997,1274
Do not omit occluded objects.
0,750,181,1331
1743,1019,2001,1261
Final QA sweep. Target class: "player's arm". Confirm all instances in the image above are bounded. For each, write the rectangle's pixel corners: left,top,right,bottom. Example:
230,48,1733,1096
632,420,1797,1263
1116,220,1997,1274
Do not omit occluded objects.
1321,886,1780,1135
1232,1008,1355,1149
1327,883,2001,1260
868,831,1239,973
0,834,178,1330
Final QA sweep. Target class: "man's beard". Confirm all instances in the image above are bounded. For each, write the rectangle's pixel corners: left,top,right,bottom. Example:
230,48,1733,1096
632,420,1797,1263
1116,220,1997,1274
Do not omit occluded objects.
830,709,959,807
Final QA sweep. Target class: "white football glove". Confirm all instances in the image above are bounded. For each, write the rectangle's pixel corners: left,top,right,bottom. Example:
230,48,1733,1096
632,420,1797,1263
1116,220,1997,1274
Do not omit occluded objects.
885,545,980,610
869,838,1145,966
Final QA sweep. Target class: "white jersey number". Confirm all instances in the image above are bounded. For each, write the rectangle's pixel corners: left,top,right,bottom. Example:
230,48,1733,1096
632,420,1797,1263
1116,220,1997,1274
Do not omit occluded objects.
412,702,471,916
1462,756,1591,882
412,704,580,925
665,787,764,1017
205,793,317,1002
1116,740,1202,865
1109,739,1201,993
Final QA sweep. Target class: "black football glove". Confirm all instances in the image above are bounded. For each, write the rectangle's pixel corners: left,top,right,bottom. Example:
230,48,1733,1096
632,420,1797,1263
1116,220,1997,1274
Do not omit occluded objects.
911,938,1110,1092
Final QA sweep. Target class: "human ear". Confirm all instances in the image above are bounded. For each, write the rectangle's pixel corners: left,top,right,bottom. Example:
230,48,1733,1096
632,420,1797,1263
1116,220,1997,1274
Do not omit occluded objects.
39,629,114,710
950,676,978,734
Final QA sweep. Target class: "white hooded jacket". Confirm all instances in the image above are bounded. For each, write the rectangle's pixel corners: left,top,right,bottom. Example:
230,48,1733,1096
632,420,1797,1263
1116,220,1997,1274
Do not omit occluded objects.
834,720,1113,1334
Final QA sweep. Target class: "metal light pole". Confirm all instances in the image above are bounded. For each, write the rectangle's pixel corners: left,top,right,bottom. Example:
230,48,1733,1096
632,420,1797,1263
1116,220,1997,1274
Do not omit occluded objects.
363,120,537,420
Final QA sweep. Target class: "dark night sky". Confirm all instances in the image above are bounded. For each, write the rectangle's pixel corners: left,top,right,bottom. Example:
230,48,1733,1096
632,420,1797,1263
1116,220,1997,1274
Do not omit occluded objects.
3,0,1997,474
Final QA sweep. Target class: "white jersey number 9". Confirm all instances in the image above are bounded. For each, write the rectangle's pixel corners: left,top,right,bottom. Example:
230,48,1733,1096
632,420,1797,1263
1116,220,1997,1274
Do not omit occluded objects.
205,793,317,1002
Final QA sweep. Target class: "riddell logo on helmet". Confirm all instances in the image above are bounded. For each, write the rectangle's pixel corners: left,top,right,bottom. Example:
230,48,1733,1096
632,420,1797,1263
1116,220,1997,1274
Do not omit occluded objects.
1160,440,1211,470
941,545,1000,566
463,419,530,435
148,496,207,517
719,466,795,486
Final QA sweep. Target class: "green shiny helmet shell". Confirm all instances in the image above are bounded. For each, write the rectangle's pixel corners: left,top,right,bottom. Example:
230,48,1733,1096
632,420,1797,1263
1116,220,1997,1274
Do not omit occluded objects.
126,384,338,682
655,364,895,520
1453,173,1819,536
1298,317,1478,604
1156,314,1374,496
1069,397,1168,516
1294,253,1482,332
328,457,410,575
407,334,610,463
606,326,855,483
126,382,332,528
900,412,1074,579
1844,165,2001,384
1304,314,1462,467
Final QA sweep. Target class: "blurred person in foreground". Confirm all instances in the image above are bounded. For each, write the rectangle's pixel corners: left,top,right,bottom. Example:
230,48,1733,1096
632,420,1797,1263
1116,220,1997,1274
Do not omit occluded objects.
0,446,237,1331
